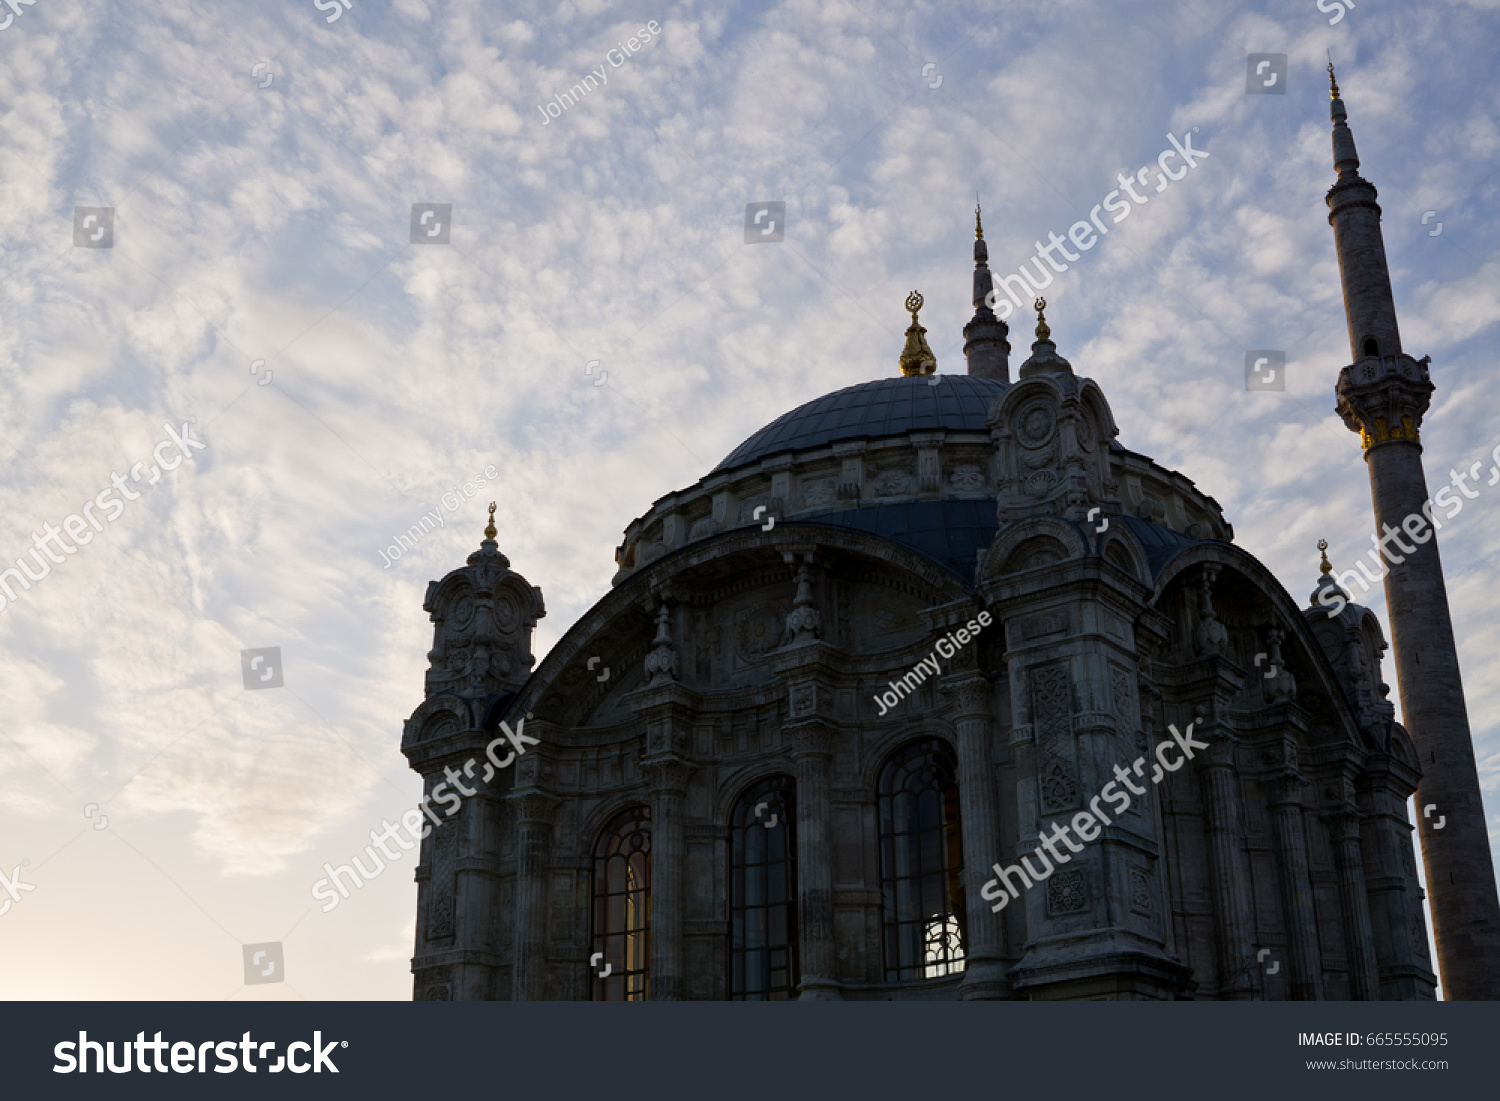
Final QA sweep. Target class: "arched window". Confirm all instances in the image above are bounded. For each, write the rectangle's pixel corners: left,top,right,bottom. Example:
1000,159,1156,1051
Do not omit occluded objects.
591,806,651,1000
878,738,966,981
728,775,798,999
1363,337,1379,356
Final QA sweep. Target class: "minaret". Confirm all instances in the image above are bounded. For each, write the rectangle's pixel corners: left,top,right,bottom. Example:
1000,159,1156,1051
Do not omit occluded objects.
963,203,1011,380
1325,65,1500,999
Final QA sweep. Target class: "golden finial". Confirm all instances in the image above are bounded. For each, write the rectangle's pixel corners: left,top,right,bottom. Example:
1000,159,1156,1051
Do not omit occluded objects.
899,291,937,376
1034,296,1051,342
1327,59,1340,101
1318,538,1332,576
975,201,984,241
484,501,498,542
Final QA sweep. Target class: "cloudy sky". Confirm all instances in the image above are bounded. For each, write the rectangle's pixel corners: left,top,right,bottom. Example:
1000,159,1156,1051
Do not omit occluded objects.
0,0,1496,1000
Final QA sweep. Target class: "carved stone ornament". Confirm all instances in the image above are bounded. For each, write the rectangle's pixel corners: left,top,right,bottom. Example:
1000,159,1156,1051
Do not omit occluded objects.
782,562,822,646
1048,868,1089,915
644,601,680,686
1192,564,1229,656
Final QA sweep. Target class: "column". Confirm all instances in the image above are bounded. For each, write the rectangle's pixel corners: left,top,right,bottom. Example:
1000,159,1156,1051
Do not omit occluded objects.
1267,771,1324,1000
1325,809,1380,1000
1196,738,1256,998
644,758,689,1000
941,671,1009,999
509,791,559,1001
788,720,842,1000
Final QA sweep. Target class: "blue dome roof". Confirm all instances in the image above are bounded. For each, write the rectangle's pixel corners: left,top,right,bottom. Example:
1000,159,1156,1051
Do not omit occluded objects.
713,374,1008,473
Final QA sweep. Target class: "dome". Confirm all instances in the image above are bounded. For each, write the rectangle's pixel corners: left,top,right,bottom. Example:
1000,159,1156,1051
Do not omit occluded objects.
713,374,1009,474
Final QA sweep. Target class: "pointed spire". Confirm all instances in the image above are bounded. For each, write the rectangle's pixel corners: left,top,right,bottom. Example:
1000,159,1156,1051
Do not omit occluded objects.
963,199,1011,381
1328,59,1360,179
899,291,937,376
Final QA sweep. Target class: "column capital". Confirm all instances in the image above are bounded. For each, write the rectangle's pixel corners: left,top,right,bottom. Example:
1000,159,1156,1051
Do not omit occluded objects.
1320,807,1365,844
507,790,562,826
939,670,993,719
1335,354,1433,452
785,718,835,761
1265,768,1309,806
642,756,691,795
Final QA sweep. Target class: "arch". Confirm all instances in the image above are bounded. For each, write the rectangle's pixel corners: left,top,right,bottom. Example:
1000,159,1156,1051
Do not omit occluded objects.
590,805,652,1001
1363,337,1379,356
401,694,473,748
1152,543,1367,751
727,775,798,999
1100,526,1151,584
877,738,966,981
979,515,1087,582
507,523,973,729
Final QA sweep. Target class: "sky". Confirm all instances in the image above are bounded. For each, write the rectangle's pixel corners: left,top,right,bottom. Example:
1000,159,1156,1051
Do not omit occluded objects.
0,0,1497,1000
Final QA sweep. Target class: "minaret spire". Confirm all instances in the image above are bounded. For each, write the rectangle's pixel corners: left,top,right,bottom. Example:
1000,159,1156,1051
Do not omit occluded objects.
962,199,1011,380
1326,71,1500,999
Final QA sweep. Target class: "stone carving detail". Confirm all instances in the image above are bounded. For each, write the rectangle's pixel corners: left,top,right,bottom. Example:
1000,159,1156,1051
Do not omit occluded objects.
949,465,985,492
428,818,457,939
737,605,784,661
1024,469,1058,497
1110,665,1135,731
688,516,722,541
419,965,454,1000
1017,402,1057,448
1033,664,1077,812
1193,564,1229,656
1129,869,1154,915
1032,664,1072,754
644,601,680,686
782,561,822,646
872,467,914,497
1048,868,1089,915
420,714,459,743
1261,626,1297,703
802,478,836,508
1040,758,1079,813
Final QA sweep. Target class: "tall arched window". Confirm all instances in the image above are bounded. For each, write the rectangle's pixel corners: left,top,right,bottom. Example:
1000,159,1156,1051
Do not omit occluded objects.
591,805,651,1000
878,738,966,981
728,775,798,999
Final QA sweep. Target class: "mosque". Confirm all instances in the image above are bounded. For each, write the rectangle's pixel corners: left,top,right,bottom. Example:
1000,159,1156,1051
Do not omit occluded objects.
399,71,1500,1000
